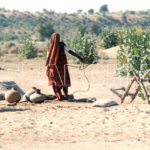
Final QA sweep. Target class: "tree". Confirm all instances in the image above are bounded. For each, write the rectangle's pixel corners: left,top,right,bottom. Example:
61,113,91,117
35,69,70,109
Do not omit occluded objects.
117,27,150,76
0,48,2,57
18,39,37,59
42,8,48,13
90,23,102,35
77,9,83,13
122,13,128,24
71,33,98,64
38,22,55,40
78,25,88,36
88,9,94,14
99,4,109,13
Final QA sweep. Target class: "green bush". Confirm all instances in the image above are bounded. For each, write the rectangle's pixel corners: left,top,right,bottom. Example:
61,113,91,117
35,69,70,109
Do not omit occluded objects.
0,31,18,41
38,22,55,40
18,39,37,59
78,25,88,36
99,4,109,13
100,29,119,49
18,32,31,41
117,27,150,76
90,23,102,36
138,11,148,15
88,9,94,14
0,48,2,57
70,33,98,64
129,11,135,14
100,28,125,49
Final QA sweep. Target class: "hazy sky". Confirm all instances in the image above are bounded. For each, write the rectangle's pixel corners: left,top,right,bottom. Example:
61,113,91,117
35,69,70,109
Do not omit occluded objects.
0,0,150,13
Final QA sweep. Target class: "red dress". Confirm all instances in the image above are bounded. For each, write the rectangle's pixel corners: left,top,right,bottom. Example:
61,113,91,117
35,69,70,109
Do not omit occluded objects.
47,42,71,89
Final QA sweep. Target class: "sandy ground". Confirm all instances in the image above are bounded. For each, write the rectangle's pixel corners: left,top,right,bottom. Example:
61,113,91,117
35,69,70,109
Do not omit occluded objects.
0,54,150,150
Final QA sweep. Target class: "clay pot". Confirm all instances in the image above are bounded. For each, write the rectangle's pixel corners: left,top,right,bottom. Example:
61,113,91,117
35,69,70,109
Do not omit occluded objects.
5,88,21,103
24,87,36,101
30,89,46,103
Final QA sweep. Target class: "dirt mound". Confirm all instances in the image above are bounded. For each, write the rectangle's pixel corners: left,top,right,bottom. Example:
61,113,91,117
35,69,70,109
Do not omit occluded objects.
101,46,120,59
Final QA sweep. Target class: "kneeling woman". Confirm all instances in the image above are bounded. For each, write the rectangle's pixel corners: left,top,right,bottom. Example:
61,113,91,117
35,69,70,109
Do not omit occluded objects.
45,33,84,101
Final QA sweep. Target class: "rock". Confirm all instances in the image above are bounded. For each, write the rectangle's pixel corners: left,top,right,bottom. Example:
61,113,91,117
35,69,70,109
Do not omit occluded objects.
5,88,21,103
92,99,118,107
30,89,46,103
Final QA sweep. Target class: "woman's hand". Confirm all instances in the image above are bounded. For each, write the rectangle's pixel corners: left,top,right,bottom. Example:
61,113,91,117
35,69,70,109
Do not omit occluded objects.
78,56,84,63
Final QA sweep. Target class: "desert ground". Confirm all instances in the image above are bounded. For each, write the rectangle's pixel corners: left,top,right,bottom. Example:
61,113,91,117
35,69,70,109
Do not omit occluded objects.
0,49,150,150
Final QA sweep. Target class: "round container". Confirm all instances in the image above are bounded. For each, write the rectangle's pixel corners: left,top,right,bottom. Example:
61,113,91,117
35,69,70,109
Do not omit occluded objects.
24,87,36,101
30,89,46,103
5,88,21,103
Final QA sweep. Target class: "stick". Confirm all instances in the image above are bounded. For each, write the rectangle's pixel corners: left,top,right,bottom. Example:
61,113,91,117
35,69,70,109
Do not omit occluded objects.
130,85,140,103
132,70,150,104
121,77,136,103
110,88,123,99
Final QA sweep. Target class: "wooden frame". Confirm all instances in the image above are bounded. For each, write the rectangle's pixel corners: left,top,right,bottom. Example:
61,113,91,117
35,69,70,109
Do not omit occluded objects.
110,70,150,104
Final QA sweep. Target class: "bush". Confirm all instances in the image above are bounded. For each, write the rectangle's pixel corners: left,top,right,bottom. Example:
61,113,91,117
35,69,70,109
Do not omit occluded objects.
0,48,2,57
38,22,55,40
18,39,37,59
117,27,150,76
70,33,98,64
0,31,18,41
90,23,102,36
88,9,94,14
77,9,83,13
48,10,55,15
100,29,119,49
138,11,148,15
129,11,135,14
99,4,109,13
18,32,31,41
78,25,88,36
100,28,126,49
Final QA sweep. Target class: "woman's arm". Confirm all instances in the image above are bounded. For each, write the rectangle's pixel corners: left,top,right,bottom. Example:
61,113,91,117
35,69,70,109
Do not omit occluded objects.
64,45,84,63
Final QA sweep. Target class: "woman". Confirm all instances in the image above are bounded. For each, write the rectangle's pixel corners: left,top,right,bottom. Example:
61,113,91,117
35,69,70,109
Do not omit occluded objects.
46,33,84,101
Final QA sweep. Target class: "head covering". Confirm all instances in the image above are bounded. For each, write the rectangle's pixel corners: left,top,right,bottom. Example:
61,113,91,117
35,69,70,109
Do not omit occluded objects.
46,33,60,75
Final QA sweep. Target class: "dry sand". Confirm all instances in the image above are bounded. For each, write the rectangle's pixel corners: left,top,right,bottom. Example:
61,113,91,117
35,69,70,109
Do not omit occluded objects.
0,54,150,150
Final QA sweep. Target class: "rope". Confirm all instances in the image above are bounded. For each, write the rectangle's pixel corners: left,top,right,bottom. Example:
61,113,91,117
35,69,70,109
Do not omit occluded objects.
68,63,91,95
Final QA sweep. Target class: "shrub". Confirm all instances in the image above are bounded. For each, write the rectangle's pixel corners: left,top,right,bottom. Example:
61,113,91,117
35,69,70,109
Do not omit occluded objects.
122,13,128,24
100,28,126,49
38,22,55,40
100,29,119,49
99,4,109,13
0,31,18,41
42,50,47,58
78,25,88,36
70,33,98,64
18,39,37,59
90,23,102,36
18,32,31,41
0,14,6,18
0,48,2,57
138,11,148,15
77,9,83,13
88,9,94,14
117,27,150,76
129,11,135,14
48,10,55,15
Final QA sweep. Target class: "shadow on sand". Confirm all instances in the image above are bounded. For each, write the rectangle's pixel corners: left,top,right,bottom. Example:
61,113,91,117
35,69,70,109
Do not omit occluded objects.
0,108,30,113
44,94,96,103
